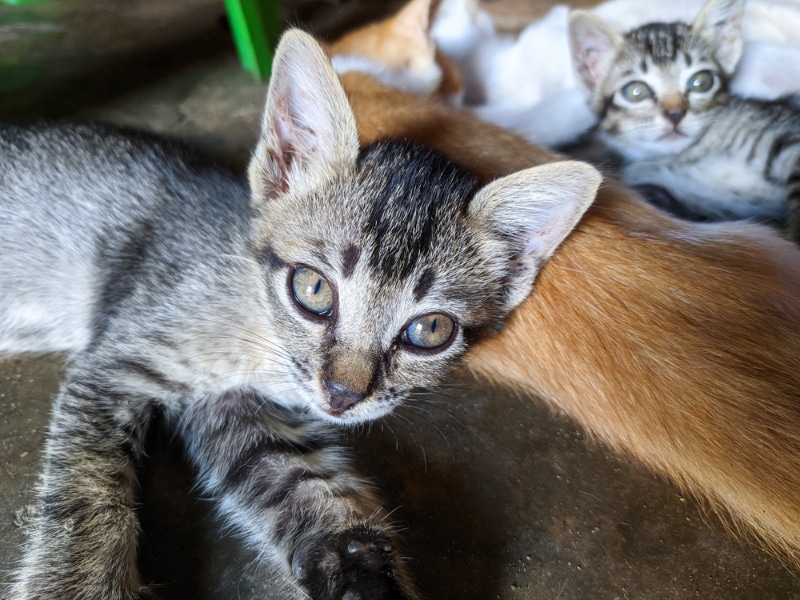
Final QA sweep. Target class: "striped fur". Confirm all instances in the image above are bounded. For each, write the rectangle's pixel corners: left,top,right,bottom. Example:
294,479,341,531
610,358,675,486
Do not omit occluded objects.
569,0,800,241
1,31,599,599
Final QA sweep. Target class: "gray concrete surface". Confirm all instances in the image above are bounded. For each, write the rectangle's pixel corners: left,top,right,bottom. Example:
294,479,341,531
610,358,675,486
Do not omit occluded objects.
2,1,799,598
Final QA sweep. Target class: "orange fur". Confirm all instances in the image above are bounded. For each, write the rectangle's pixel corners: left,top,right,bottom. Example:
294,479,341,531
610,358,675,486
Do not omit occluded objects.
326,0,462,101
339,69,800,567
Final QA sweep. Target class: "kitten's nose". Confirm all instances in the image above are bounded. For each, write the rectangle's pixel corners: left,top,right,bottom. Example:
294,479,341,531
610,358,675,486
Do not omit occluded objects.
664,108,686,126
324,380,363,415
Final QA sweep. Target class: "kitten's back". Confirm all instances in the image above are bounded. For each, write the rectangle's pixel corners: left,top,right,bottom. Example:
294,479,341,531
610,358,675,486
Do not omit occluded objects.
0,122,246,354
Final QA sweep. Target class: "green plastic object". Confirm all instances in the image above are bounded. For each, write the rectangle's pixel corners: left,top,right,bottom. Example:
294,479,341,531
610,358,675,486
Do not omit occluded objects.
225,0,281,80
0,0,49,4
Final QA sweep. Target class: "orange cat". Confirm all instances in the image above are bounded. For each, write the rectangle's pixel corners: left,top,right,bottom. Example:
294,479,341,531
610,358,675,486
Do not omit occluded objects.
329,0,800,568
325,0,462,103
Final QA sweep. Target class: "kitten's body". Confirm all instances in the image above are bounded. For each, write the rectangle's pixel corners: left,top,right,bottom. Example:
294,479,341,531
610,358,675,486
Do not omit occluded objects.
569,0,800,239
3,118,423,600
1,31,599,599
335,45,800,570
622,94,800,227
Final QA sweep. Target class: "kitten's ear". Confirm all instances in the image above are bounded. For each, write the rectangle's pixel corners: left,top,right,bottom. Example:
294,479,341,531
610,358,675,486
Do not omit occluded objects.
248,29,360,205
568,11,622,93
469,161,602,311
692,0,745,74
390,0,441,71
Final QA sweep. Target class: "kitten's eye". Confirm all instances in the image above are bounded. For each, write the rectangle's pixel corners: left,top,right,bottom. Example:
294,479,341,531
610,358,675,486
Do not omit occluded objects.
402,313,456,351
290,267,334,317
687,70,715,93
620,81,653,102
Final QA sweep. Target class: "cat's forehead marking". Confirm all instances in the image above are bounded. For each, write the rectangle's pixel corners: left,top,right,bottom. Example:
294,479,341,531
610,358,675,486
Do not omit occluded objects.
353,141,478,282
625,22,691,64
412,268,436,303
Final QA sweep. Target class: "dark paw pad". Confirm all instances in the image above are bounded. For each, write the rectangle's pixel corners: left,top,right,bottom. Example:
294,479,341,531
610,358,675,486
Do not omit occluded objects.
292,529,407,600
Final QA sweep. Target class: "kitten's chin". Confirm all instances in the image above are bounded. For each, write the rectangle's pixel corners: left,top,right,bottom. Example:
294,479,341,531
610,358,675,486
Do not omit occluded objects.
309,399,399,427
658,131,688,142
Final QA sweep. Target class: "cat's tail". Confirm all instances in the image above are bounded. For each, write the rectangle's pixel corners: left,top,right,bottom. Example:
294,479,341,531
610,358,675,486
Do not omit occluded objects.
467,182,800,567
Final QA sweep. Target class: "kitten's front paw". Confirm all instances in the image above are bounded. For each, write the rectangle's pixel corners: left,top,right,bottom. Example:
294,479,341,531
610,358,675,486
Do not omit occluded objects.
291,528,410,600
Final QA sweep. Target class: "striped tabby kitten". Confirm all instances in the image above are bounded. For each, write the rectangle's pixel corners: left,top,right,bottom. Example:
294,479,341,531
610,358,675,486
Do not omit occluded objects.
568,0,800,240
1,30,600,599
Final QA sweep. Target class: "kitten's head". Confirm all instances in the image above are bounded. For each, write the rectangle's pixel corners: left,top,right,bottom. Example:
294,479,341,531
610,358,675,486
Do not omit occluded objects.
569,0,745,160
245,30,601,425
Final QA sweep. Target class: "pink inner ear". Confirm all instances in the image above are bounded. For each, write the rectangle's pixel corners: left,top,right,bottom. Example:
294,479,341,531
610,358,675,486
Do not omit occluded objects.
274,99,299,178
693,0,745,74
572,25,616,91
523,203,578,260
578,48,601,90
577,43,610,91
713,20,743,72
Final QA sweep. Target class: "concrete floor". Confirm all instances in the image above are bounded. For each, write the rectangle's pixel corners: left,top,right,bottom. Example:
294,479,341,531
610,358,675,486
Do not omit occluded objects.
1,1,799,598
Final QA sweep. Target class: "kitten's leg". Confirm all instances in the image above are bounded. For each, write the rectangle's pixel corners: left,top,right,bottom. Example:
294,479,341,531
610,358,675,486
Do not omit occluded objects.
180,390,418,600
9,375,155,599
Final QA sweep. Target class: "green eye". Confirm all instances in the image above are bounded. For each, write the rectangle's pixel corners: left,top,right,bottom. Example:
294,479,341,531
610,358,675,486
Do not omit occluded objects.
402,313,456,351
620,81,653,102
290,267,334,317
687,70,715,93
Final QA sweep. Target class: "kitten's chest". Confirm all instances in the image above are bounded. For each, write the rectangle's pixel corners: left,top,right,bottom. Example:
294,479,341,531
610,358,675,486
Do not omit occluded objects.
684,130,795,195
679,151,783,203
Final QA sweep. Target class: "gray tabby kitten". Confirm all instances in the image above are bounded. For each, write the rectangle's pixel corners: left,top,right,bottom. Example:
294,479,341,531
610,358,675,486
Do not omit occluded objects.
0,30,600,600
568,0,800,241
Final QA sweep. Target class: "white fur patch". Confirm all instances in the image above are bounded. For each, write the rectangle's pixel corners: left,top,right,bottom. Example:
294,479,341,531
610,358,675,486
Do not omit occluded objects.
330,54,443,97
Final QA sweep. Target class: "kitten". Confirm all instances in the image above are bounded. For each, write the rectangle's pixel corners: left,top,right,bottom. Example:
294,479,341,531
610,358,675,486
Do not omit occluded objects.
568,0,800,240
0,30,600,599
335,34,800,570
